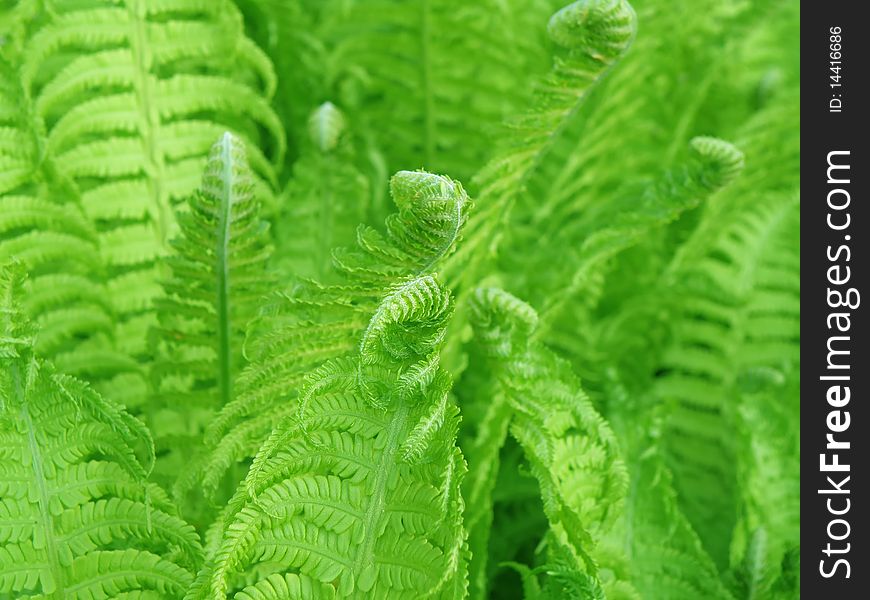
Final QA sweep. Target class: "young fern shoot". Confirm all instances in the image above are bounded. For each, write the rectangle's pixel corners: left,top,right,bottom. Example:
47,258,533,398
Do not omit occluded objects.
193,170,469,500
538,136,745,337
150,132,273,505
444,0,638,287
152,133,272,410
189,275,467,599
273,102,370,280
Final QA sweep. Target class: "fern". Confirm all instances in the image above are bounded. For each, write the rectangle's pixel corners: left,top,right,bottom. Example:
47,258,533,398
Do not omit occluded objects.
443,0,637,288
9,0,284,358
0,0,799,597
190,275,467,599
272,102,370,280
191,169,468,499
533,136,745,337
653,194,799,569
460,287,627,598
0,57,145,409
148,131,273,503
504,0,796,365
570,95,799,588
0,263,202,598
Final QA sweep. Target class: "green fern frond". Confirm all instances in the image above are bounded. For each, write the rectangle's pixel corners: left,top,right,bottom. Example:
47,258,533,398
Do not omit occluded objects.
191,169,468,501
0,263,202,599
190,275,467,599
613,439,735,600
152,132,272,412
654,194,798,568
0,56,149,409
460,287,627,598
533,136,744,356
0,1,800,596
728,369,799,599
444,0,637,288
501,0,793,356
148,132,273,507
10,0,284,358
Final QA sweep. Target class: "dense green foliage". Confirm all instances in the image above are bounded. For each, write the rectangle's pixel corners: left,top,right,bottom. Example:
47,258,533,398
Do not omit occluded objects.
0,0,799,598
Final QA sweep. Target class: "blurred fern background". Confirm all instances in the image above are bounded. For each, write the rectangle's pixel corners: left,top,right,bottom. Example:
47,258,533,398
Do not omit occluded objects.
0,0,798,598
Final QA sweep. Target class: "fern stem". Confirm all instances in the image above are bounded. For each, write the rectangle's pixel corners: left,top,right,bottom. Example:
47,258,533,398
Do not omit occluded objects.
216,133,235,409
127,0,172,243
351,400,411,589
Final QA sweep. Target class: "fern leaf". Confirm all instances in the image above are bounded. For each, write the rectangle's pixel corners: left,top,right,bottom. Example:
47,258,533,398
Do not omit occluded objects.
0,263,203,598
190,275,467,599
192,170,468,501
443,0,637,288
0,57,147,409
460,287,627,598
10,0,284,358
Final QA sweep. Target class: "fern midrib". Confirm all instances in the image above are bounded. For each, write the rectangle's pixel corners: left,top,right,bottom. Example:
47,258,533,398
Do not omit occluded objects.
17,364,65,599
216,133,235,409
351,399,411,586
127,0,172,243
64,563,186,594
